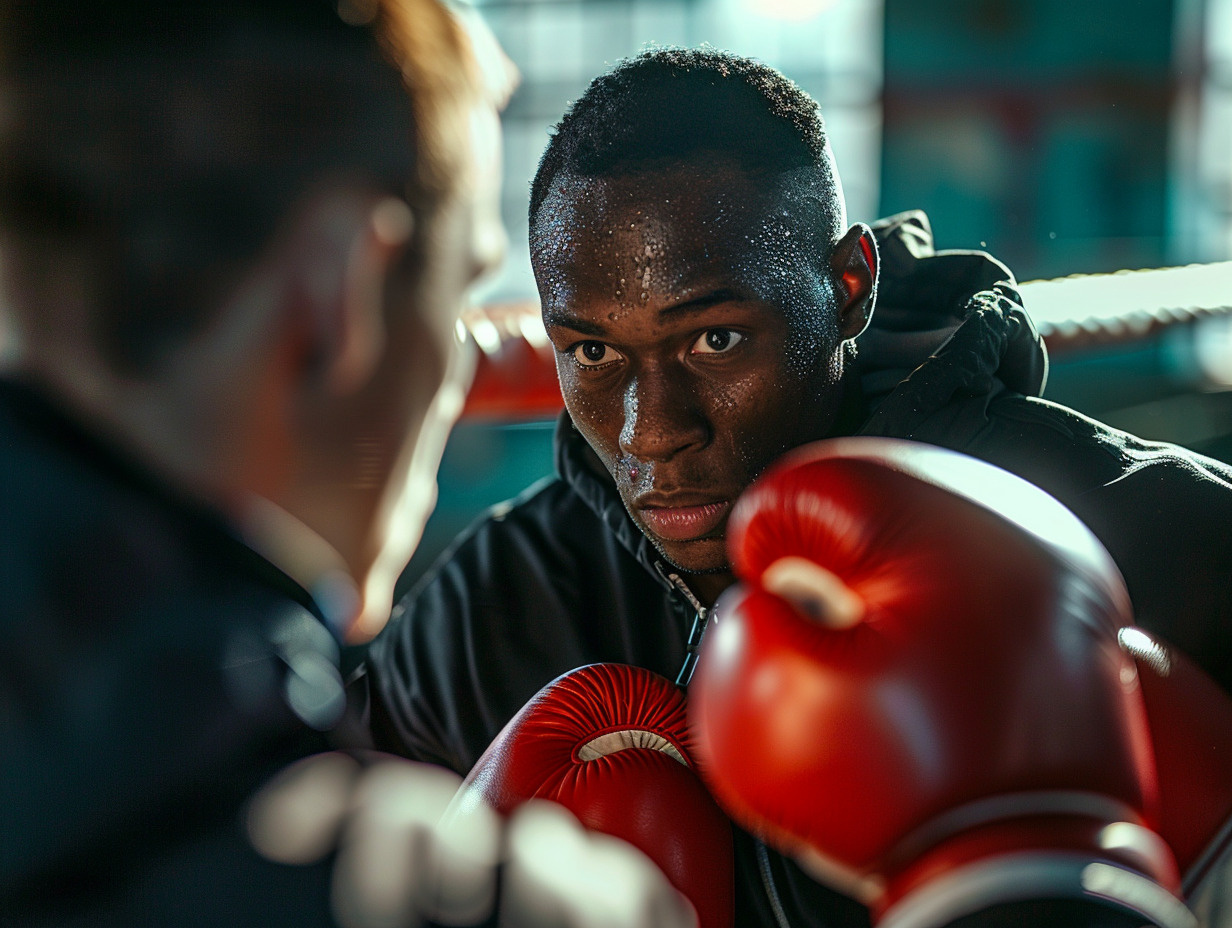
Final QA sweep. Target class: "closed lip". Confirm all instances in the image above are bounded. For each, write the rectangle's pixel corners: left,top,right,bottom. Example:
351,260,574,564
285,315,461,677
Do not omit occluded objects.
635,497,733,542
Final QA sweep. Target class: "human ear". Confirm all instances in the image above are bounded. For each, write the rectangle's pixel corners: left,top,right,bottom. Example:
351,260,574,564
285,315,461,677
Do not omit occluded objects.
282,191,414,397
830,223,877,341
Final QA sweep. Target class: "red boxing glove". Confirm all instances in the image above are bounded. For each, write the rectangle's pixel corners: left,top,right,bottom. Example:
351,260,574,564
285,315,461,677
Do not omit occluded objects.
459,663,733,928
1117,626,1232,909
690,437,1194,928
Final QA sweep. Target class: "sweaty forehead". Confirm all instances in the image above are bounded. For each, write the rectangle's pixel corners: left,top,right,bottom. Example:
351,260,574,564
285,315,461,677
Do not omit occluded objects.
531,162,834,312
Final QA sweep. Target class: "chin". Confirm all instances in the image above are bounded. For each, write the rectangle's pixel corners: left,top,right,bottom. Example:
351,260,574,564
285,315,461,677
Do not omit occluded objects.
652,535,730,577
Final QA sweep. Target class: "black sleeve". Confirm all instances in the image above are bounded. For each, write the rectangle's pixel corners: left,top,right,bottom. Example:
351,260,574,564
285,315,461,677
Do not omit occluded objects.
973,395,1232,692
358,512,578,774
355,480,692,776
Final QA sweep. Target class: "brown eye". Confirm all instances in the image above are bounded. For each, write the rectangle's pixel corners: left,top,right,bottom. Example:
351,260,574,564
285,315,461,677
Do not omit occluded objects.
692,329,743,355
573,341,621,367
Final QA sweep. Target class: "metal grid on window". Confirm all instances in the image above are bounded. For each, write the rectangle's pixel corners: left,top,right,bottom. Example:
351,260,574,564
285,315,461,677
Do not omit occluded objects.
472,0,885,304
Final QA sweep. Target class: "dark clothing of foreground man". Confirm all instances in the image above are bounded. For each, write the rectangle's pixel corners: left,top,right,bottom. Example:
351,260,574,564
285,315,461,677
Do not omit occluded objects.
355,49,1232,928
1,380,342,925
0,2,518,924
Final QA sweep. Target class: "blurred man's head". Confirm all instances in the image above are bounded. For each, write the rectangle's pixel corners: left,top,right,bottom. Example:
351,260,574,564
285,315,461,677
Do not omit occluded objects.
529,48,875,602
0,0,513,638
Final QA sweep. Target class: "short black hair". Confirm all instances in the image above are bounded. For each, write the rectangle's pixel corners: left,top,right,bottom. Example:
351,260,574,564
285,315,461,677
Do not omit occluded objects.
0,0,474,374
529,46,838,227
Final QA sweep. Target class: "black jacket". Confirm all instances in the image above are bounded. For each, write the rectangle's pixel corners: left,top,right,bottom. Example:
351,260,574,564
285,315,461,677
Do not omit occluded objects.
0,380,348,927
359,213,1232,928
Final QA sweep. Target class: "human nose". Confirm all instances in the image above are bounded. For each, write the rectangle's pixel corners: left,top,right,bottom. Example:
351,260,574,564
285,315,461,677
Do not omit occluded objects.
617,366,708,464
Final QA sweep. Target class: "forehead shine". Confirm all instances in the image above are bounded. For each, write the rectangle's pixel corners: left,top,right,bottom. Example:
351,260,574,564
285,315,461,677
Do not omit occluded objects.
531,163,839,317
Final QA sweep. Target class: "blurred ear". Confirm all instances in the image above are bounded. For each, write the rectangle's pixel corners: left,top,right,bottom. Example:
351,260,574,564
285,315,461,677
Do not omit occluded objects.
829,223,877,341
279,191,414,397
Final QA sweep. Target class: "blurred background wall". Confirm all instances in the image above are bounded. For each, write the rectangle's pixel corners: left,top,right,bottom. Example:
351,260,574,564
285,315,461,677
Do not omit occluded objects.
881,0,1230,277
397,0,1232,596
474,0,1231,305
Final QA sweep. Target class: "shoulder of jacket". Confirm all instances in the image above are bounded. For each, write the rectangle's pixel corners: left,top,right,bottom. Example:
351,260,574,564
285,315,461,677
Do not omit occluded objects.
405,476,603,590
985,394,1232,489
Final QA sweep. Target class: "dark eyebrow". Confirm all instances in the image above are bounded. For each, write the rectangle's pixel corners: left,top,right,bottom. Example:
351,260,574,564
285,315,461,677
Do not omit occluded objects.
658,288,745,318
542,311,607,337
543,288,749,336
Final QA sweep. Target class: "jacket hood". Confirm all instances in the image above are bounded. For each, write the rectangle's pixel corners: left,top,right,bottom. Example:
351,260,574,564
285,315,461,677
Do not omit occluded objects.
856,210,1048,447
552,209,1049,568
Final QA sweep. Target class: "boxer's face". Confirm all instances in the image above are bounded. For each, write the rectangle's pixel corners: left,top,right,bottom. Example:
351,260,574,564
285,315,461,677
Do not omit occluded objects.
535,162,860,591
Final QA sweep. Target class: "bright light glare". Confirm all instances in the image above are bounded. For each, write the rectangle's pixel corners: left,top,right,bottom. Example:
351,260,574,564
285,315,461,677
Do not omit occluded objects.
517,310,550,349
1019,261,1232,327
1117,627,1172,677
